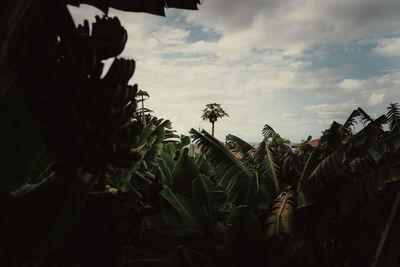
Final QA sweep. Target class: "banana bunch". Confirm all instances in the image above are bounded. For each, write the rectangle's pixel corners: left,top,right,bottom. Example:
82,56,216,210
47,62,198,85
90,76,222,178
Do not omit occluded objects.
78,16,128,61
74,56,141,170
31,16,141,173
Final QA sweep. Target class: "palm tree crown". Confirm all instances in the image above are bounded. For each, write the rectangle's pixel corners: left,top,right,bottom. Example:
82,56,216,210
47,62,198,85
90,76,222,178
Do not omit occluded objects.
201,103,229,136
201,103,229,122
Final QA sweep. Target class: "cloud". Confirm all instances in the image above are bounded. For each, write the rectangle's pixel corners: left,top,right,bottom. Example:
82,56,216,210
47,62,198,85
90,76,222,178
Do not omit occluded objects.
374,37,400,57
305,102,358,122
337,79,365,91
367,93,385,106
68,3,400,142
186,0,400,55
281,113,301,119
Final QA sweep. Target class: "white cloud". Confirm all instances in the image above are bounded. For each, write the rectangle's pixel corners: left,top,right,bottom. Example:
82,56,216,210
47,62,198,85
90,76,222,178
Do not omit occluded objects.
338,79,365,91
186,0,400,54
367,93,385,106
305,103,358,122
281,113,301,119
68,2,400,142
374,37,400,57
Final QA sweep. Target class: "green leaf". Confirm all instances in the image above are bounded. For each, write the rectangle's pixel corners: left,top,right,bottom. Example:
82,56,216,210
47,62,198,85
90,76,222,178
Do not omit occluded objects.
189,143,196,157
160,198,186,231
224,206,261,246
195,153,211,175
190,129,254,203
254,138,280,194
1,168,88,256
125,258,172,266
190,129,252,177
138,124,157,144
160,185,209,236
226,134,254,159
155,157,172,185
178,245,215,267
307,116,387,190
160,144,176,172
264,191,296,241
192,175,226,207
163,143,176,158
0,86,44,192
387,103,400,133
192,175,226,241
181,135,191,147
171,148,199,196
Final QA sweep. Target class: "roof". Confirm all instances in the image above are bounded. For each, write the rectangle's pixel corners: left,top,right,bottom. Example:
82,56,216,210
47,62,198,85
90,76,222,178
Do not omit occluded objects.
291,139,320,148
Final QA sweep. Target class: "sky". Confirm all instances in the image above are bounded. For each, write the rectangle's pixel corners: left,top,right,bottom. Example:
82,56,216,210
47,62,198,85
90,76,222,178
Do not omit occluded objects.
69,0,400,143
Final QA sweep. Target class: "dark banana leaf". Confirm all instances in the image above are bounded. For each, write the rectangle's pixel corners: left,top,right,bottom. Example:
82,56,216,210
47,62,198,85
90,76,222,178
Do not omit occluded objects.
296,150,320,209
67,0,200,16
254,138,280,194
171,148,199,196
192,175,226,240
372,184,400,267
181,135,191,147
178,245,216,267
160,185,210,236
307,115,387,189
262,124,277,139
226,134,255,160
192,174,226,208
264,191,296,241
224,205,261,246
195,153,212,175
387,103,400,134
0,85,45,192
190,129,253,177
1,168,88,264
190,129,259,204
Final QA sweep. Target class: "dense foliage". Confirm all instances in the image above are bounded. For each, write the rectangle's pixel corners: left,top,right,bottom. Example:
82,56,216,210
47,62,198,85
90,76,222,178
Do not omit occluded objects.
1,1,400,266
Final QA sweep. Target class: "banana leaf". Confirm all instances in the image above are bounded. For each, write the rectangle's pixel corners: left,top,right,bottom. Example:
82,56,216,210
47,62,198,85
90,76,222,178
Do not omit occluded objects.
226,134,254,160
264,191,296,241
180,135,191,147
171,148,199,196
155,157,172,185
195,153,212,175
371,184,400,267
254,138,280,194
1,168,88,261
160,185,210,236
192,175,226,241
67,0,200,16
262,124,277,139
307,116,387,189
190,129,252,177
178,245,215,267
224,206,261,246
387,103,400,133
0,85,45,192
190,129,256,204
192,175,226,208
296,150,320,209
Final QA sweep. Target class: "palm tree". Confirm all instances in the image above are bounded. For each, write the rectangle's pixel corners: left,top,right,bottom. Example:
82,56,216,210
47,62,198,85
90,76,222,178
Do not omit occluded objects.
136,89,150,127
201,103,229,137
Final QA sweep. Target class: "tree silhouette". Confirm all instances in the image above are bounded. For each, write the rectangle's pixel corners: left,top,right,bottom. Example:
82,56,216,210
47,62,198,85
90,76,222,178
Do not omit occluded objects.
201,103,229,137
136,89,150,127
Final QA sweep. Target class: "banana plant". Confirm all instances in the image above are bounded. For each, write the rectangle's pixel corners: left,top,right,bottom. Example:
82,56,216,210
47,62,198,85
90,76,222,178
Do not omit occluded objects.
190,108,400,266
0,0,202,265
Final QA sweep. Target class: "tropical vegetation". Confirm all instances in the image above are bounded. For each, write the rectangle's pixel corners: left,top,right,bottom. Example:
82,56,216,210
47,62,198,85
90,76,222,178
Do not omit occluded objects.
1,0,400,266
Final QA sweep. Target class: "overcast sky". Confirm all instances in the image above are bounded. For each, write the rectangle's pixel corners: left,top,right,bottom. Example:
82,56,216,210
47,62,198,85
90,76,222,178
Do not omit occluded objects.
69,0,400,143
